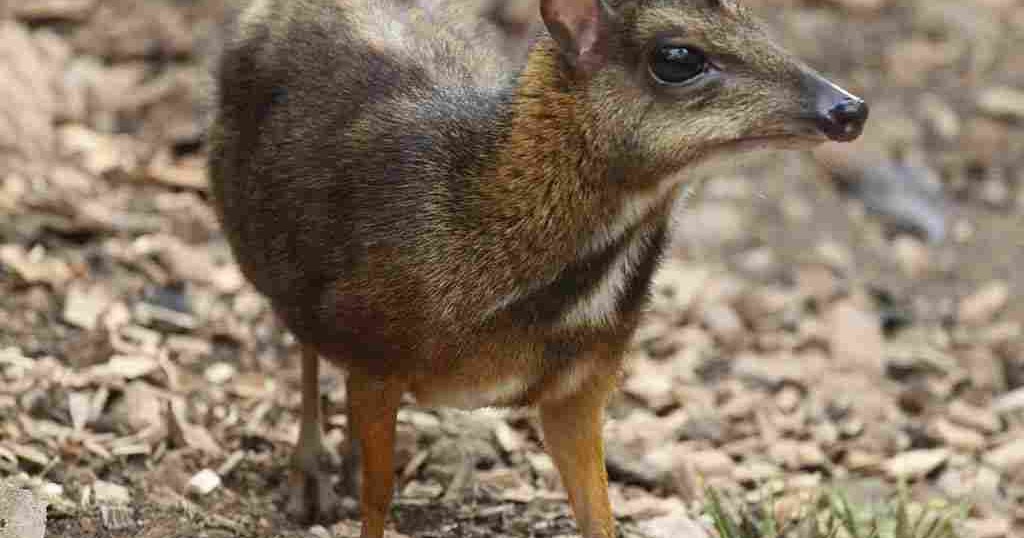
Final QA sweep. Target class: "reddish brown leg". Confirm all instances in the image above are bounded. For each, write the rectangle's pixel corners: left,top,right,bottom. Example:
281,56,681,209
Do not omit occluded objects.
287,345,338,522
539,377,618,538
346,369,405,538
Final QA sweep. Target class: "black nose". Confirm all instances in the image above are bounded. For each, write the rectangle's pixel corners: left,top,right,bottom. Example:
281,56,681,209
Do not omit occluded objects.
819,98,869,142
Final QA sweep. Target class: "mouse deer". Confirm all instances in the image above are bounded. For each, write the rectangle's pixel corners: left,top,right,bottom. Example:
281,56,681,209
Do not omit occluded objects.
208,0,868,536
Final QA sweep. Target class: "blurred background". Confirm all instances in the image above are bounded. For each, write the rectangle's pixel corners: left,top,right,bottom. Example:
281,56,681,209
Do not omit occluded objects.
0,0,1021,536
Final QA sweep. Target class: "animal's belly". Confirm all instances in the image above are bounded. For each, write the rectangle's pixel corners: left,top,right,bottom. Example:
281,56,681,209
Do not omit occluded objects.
411,375,533,410
407,351,602,410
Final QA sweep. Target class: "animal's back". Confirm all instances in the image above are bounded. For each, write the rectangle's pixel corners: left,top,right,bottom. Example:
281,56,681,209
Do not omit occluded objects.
208,0,521,347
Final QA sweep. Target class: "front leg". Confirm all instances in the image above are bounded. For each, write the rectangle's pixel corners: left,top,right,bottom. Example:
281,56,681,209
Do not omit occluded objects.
346,368,406,538
539,375,618,538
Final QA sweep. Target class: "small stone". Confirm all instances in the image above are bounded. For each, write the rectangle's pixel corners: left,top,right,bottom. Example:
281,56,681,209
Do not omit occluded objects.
92,480,131,505
948,400,1001,434
883,449,949,480
187,469,221,496
982,438,1024,472
958,281,1010,326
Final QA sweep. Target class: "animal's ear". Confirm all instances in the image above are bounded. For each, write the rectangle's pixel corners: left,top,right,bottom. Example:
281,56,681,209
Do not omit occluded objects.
540,0,614,75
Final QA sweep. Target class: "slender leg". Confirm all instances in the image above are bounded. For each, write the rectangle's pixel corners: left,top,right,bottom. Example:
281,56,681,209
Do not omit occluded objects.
346,369,405,538
287,345,338,522
539,378,618,538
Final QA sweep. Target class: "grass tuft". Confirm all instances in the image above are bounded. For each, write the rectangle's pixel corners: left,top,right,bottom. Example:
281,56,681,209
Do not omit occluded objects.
699,485,967,538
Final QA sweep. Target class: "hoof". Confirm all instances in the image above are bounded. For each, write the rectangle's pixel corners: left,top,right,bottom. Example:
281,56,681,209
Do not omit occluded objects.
286,455,340,524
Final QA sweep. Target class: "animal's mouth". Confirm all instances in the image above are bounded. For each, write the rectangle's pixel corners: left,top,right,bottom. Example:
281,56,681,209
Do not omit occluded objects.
689,134,827,165
723,133,829,152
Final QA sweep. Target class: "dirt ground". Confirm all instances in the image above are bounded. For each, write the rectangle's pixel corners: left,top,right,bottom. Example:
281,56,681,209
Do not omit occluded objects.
0,0,1022,537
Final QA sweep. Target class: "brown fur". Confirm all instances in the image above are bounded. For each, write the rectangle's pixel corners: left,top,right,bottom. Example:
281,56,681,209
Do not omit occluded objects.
207,0,866,535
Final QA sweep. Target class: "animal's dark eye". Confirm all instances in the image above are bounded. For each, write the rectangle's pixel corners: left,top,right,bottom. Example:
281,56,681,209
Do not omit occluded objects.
649,45,708,85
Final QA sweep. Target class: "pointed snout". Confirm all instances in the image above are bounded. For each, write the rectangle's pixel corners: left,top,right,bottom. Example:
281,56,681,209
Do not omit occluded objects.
804,73,869,143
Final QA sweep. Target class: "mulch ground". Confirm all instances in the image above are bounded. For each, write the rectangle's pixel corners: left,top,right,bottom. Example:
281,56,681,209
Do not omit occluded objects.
1,0,1022,537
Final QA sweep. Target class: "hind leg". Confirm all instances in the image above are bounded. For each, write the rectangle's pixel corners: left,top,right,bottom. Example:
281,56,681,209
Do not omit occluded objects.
287,345,339,523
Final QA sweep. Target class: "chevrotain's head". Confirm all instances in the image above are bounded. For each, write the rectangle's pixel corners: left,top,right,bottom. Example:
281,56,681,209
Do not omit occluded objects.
538,0,868,173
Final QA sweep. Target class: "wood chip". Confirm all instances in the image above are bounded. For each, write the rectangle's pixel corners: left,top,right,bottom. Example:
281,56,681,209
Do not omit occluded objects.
167,400,222,456
826,299,885,374
86,355,160,381
62,283,113,331
993,387,1024,414
67,391,91,431
637,511,713,538
216,450,245,477
8,443,50,468
203,362,236,385
948,400,1002,434
146,150,209,191
958,281,1010,326
0,244,72,286
92,480,131,505
12,0,97,22
883,449,949,480
982,438,1024,472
